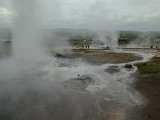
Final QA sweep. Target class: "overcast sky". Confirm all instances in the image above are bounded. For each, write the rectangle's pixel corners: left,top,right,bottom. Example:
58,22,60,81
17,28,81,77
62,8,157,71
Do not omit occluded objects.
0,0,160,31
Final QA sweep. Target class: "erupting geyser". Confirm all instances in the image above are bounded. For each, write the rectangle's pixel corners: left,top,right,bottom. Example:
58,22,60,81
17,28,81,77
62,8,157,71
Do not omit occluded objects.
12,0,45,61
0,0,157,120
0,0,47,80
96,31,119,49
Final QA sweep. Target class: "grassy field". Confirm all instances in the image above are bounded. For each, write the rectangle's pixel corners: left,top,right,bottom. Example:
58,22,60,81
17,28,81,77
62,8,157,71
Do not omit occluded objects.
119,31,139,41
135,57,160,74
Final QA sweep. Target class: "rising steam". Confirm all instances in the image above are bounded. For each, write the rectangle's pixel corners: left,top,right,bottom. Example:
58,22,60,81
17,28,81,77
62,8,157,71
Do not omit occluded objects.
12,0,46,61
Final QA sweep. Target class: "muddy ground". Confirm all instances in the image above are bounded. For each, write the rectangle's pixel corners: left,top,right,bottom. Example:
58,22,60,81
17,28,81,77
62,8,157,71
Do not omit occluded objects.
54,49,142,64
126,74,160,120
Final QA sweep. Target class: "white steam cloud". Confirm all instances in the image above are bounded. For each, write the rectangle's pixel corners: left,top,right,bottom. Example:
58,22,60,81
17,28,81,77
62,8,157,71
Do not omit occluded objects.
12,0,46,61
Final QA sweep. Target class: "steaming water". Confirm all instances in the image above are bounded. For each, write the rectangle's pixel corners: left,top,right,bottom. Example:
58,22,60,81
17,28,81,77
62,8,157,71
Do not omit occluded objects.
42,50,154,106
0,0,156,119
0,47,155,120
97,31,118,50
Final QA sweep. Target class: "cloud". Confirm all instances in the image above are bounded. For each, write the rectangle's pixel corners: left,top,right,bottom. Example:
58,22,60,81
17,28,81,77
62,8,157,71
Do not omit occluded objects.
0,0,160,31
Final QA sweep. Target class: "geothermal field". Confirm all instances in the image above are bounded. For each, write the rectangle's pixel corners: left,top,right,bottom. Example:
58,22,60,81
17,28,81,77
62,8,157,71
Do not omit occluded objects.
0,0,160,120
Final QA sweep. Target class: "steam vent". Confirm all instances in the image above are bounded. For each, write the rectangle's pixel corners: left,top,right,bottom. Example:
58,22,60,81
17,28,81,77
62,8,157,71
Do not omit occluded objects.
0,0,160,120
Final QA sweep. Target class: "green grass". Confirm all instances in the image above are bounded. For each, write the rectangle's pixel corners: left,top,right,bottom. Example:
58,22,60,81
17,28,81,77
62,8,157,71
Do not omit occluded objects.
119,32,139,41
136,57,160,74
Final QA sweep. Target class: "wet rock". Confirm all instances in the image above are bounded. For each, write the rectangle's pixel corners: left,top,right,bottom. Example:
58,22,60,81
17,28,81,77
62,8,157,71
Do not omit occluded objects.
62,75,95,91
105,66,120,74
124,64,133,69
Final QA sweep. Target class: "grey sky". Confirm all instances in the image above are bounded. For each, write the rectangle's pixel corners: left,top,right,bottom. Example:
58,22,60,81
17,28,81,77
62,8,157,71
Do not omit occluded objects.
0,0,160,31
